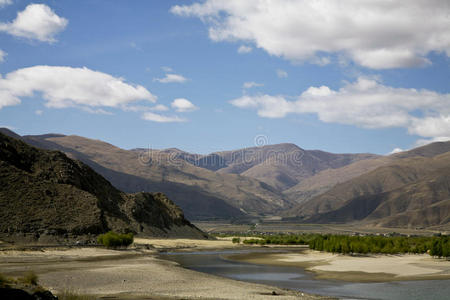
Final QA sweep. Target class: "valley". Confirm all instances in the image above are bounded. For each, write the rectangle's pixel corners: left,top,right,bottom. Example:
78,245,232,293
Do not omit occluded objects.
1,128,449,300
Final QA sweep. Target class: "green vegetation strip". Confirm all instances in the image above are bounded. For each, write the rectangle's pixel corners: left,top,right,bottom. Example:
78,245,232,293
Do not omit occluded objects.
224,234,450,258
97,231,134,248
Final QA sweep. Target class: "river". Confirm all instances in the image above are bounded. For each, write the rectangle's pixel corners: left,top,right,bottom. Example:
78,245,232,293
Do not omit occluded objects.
160,249,450,300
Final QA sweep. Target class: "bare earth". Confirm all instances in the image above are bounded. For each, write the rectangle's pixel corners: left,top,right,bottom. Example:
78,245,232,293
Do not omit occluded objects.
134,237,242,250
0,239,327,300
228,249,450,282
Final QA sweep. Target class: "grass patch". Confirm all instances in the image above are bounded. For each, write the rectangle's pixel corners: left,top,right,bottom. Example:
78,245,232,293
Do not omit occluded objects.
97,231,134,248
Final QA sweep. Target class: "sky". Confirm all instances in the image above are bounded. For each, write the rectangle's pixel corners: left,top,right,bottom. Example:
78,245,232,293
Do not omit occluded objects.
0,0,449,155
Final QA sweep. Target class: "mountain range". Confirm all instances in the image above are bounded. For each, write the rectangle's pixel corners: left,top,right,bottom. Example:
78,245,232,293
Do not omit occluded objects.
1,128,449,229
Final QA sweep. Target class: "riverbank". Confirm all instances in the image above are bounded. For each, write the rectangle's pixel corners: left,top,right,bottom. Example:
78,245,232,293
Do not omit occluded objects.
0,239,328,299
227,249,450,282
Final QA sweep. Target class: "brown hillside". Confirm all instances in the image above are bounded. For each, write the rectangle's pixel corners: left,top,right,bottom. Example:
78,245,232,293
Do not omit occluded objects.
22,134,288,219
164,143,379,192
0,132,206,243
287,143,450,228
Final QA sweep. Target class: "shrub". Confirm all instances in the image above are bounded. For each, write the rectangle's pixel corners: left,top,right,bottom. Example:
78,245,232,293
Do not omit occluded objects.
97,231,134,248
232,237,241,244
242,238,266,245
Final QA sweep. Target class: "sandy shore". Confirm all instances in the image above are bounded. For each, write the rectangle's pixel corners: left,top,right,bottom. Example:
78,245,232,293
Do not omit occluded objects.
0,241,327,300
134,236,242,250
228,249,450,282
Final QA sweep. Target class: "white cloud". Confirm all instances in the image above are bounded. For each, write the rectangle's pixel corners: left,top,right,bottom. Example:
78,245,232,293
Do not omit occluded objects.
0,4,68,43
0,89,21,109
123,104,169,113
154,73,187,83
276,69,288,78
0,0,12,7
150,104,169,111
243,81,263,89
81,107,113,115
230,94,293,118
171,0,450,69
35,109,43,116
0,49,6,62
0,65,156,111
171,98,197,112
142,112,186,123
409,116,450,138
237,45,252,54
388,148,405,155
230,77,450,140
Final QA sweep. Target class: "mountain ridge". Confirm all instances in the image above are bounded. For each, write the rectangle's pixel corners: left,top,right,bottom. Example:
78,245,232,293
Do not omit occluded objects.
4,128,449,228
0,131,207,243
286,143,450,228
18,132,290,219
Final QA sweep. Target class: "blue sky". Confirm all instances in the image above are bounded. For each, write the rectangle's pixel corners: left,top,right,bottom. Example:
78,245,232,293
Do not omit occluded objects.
0,0,449,154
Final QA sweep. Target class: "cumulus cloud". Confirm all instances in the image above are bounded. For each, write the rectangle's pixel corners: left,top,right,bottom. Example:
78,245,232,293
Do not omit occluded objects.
230,77,450,141
154,73,187,83
276,69,288,78
142,112,186,123
237,45,252,54
230,94,294,118
171,0,450,69
0,49,6,62
35,109,43,116
243,81,263,89
171,98,197,112
0,4,68,42
0,65,156,111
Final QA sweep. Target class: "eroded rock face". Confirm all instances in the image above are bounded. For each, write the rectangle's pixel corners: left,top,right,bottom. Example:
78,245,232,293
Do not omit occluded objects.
0,132,207,243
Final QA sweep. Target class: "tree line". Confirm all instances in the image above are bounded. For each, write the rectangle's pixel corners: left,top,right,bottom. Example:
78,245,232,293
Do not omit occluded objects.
236,234,449,258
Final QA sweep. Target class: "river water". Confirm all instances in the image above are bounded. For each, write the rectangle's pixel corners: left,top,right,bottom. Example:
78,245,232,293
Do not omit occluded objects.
160,249,450,300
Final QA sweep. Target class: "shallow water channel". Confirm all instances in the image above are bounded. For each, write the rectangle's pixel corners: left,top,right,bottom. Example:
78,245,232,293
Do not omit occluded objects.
160,249,450,300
